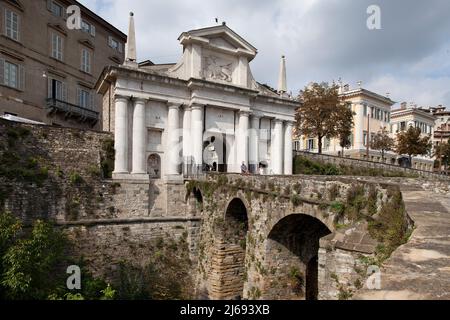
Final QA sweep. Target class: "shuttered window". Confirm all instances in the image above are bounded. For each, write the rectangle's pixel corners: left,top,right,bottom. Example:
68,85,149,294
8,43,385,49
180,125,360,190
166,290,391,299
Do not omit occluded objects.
5,9,20,41
52,33,64,61
81,48,91,73
108,36,123,53
48,78,67,101
0,59,24,90
77,88,93,109
81,20,95,37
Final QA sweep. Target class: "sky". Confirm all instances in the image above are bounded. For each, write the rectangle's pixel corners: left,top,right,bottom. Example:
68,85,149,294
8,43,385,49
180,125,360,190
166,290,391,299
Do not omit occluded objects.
79,0,450,108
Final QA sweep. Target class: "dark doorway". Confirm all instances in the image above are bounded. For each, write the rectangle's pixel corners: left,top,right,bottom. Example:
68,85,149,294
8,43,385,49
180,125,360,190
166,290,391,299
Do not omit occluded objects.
306,255,318,300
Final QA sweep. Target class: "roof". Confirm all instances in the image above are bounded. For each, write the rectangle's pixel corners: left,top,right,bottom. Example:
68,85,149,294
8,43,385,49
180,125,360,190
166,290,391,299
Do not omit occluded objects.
68,0,127,40
339,88,396,105
178,23,257,60
391,108,437,121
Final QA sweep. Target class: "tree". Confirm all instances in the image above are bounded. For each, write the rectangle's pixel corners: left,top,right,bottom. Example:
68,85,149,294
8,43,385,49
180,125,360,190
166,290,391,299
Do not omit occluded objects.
396,126,432,167
370,127,395,162
433,139,450,173
296,82,353,154
336,105,355,157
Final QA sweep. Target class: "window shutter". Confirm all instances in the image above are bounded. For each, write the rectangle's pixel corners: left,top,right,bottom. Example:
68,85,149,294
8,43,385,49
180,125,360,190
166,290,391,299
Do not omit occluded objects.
90,25,96,37
0,58,4,85
90,91,94,110
108,36,113,47
18,64,24,90
16,14,20,42
62,82,67,101
118,42,123,53
48,78,53,98
47,0,53,11
77,87,81,106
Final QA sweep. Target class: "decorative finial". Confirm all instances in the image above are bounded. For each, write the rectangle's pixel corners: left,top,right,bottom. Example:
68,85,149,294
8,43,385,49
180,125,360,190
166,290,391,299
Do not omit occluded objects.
130,12,134,17
124,12,138,68
278,55,287,95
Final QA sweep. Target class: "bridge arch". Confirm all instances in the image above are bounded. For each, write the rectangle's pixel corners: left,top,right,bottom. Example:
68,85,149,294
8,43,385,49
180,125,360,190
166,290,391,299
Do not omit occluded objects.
264,213,332,300
211,197,249,300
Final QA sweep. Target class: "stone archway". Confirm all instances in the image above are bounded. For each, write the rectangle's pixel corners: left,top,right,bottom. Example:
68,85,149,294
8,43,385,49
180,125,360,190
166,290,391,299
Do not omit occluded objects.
147,154,161,178
264,214,331,300
210,198,248,300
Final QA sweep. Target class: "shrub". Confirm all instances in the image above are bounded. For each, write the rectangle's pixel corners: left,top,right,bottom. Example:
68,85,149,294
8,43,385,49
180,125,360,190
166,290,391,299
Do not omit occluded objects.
69,172,83,185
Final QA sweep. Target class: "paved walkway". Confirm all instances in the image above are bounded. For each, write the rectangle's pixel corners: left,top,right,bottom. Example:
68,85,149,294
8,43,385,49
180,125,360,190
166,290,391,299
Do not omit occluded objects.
355,185,450,300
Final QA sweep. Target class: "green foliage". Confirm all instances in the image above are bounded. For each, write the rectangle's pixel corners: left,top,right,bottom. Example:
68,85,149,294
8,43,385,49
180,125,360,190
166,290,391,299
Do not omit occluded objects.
1,219,67,299
367,188,410,263
370,127,395,161
328,184,340,201
116,235,193,300
87,165,101,178
293,156,341,175
290,194,303,207
101,138,115,179
296,82,354,154
396,126,432,163
69,172,83,185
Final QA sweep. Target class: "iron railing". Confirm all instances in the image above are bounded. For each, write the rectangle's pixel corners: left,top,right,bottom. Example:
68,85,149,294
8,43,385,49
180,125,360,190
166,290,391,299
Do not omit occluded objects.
46,98,99,124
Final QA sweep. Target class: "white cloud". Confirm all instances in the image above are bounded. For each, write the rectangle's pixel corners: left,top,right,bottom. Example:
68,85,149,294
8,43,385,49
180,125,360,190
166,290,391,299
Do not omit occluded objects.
79,0,450,107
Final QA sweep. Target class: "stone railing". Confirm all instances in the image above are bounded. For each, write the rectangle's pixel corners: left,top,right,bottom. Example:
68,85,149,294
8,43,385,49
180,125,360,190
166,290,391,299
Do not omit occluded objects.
295,150,450,180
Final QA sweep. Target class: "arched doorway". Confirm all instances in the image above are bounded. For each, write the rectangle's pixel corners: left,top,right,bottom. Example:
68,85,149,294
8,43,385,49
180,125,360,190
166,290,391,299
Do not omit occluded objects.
265,214,331,300
147,154,161,179
212,198,248,300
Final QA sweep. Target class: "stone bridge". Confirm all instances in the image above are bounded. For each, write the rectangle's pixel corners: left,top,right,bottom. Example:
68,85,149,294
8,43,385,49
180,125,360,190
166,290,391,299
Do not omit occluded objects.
185,174,394,300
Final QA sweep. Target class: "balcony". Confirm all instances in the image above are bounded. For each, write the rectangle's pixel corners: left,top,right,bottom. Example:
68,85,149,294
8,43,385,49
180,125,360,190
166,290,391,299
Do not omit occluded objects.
46,98,99,126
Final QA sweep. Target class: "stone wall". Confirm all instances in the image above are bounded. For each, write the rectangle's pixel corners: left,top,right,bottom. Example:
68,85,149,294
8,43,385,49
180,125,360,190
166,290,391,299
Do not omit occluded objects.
295,150,449,180
188,173,406,300
0,119,199,286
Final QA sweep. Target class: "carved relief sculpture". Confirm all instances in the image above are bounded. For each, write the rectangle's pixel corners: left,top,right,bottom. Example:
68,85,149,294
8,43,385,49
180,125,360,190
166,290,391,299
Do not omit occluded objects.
203,56,233,82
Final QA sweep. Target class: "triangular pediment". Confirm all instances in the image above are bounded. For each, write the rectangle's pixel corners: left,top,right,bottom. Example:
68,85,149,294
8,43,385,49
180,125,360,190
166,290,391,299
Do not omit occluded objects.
178,25,257,59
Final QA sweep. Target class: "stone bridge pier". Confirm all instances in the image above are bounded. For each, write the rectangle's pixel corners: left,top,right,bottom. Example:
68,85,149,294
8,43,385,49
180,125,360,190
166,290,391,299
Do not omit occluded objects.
186,174,385,300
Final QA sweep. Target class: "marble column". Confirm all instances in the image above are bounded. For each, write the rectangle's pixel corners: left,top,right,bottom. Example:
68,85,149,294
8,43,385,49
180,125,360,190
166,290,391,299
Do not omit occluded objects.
249,115,260,174
182,106,192,175
131,98,147,174
284,121,293,175
191,104,204,173
113,96,129,174
166,102,181,175
237,111,249,172
272,119,284,175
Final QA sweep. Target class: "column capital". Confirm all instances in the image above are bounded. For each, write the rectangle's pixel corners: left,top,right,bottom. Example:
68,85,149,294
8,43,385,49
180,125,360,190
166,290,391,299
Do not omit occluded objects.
238,110,250,117
284,120,295,126
273,118,284,124
133,97,147,104
167,101,182,110
250,113,261,120
190,103,203,111
114,95,129,103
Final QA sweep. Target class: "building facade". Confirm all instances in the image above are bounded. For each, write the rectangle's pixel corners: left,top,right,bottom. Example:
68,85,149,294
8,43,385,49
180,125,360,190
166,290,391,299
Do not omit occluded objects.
97,15,299,180
0,0,126,129
429,105,450,146
391,103,435,171
295,85,396,161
